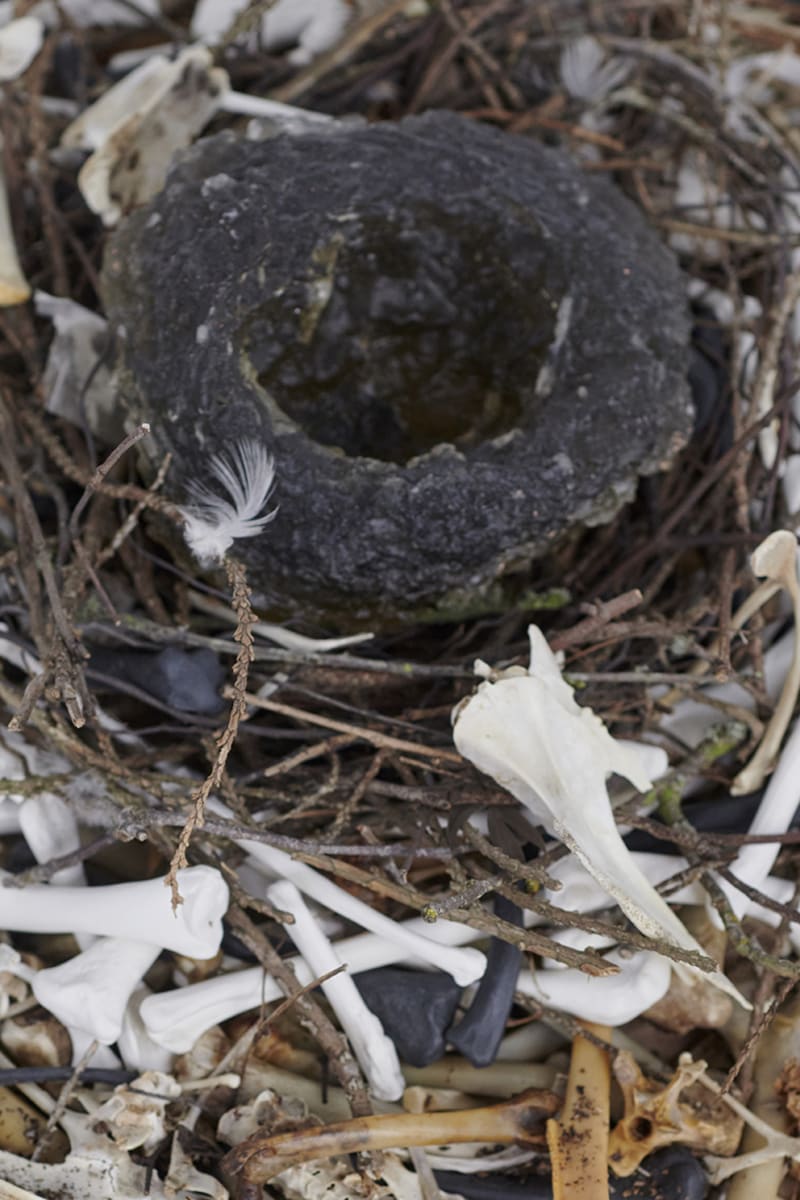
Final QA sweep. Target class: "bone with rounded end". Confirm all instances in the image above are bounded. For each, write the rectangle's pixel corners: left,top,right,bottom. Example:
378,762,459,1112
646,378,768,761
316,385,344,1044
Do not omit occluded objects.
0,865,228,957
733,531,800,794
33,938,160,1045
518,948,672,1025
0,137,29,306
266,878,404,1101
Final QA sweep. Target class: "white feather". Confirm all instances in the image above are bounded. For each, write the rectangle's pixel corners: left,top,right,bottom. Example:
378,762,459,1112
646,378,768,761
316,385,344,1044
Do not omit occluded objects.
559,36,630,103
180,439,277,565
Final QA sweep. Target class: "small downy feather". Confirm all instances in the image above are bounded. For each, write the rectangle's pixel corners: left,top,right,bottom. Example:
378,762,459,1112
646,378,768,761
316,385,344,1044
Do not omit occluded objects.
180,439,277,566
559,36,630,104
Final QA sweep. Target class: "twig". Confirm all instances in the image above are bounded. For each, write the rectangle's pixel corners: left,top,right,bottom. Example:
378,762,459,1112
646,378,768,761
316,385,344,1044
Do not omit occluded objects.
270,0,412,104
66,423,152,623
68,423,152,535
233,689,463,762
703,872,800,978
31,1037,98,1162
295,851,618,974
167,557,256,905
20,408,181,518
0,396,92,729
550,589,643,651
261,733,355,778
84,614,473,677
722,977,795,1095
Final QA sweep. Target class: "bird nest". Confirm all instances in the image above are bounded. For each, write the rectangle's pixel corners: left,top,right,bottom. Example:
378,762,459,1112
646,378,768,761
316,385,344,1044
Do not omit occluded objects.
2,3,800,1199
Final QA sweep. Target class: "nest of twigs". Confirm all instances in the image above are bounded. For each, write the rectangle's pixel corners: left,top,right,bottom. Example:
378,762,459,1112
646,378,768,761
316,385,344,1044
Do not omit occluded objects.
3,2,800,1199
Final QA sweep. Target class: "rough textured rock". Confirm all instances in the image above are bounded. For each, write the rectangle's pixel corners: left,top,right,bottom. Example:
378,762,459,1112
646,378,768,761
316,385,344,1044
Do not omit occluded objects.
102,111,693,626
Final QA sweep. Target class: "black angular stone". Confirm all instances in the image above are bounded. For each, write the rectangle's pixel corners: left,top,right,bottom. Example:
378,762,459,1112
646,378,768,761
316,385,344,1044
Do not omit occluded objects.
432,1170,552,1199
103,112,692,627
88,644,226,715
447,894,523,1067
353,966,462,1068
432,1147,707,1200
610,1147,708,1200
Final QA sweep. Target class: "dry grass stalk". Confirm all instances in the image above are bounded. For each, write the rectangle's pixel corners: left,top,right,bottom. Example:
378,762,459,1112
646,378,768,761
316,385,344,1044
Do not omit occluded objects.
166,555,255,906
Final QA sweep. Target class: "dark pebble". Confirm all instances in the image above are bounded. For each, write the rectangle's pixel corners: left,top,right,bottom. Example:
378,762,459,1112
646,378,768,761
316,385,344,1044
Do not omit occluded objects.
88,644,226,715
447,894,523,1067
610,1147,709,1200
432,1148,708,1200
353,967,462,1067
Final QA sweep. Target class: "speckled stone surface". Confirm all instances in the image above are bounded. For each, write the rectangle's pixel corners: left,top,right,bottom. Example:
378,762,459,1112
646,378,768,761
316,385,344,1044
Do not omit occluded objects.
103,111,692,626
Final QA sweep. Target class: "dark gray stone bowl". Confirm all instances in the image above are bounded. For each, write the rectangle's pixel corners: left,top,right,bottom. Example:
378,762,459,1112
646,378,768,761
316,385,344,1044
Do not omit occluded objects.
102,111,692,627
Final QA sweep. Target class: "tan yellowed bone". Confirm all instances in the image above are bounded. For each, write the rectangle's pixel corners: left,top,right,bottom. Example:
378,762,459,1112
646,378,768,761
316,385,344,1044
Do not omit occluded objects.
608,1051,742,1176
221,1088,559,1185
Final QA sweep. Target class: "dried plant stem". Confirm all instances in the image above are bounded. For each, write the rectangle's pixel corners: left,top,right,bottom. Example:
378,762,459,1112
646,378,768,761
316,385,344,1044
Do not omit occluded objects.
550,589,643,651
721,991,800,1198
167,557,255,905
751,269,800,453
217,0,280,50
66,423,153,624
296,850,616,973
20,408,181,518
703,873,800,978
95,452,172,567
235,689,462,762
0,396,92,729
547,1021,611,1200
31,1037,98,1162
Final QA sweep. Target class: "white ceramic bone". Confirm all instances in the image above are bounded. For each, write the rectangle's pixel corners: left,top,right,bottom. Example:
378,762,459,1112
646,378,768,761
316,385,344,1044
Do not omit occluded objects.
1,865,228,957
268,878,404,1101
